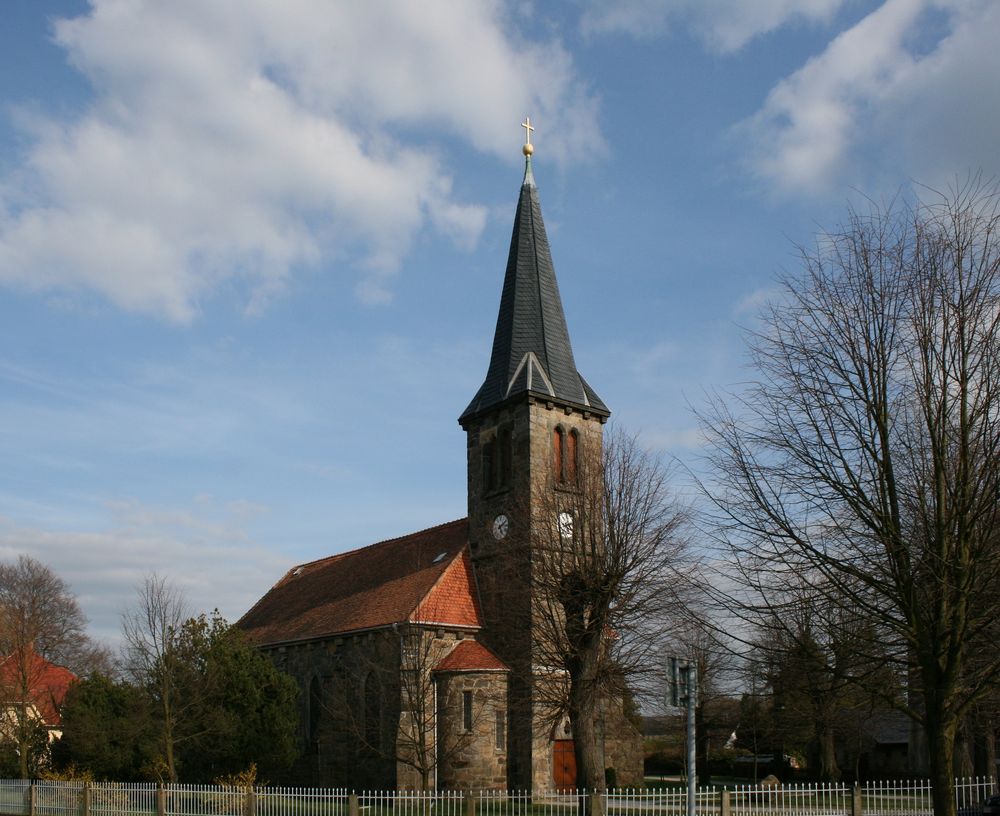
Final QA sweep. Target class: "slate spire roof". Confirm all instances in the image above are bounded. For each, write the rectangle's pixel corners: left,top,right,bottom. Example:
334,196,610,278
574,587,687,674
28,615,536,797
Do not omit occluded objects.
460,155,609,423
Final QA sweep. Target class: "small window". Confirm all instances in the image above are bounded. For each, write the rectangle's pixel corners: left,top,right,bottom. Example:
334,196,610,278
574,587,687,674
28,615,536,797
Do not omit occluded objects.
495,707,506,750
483,441,496,492
498,427,512,488
309,676,322,741
463,690,473,731
364,672,382,749
553,427,565,482
566,430,578,485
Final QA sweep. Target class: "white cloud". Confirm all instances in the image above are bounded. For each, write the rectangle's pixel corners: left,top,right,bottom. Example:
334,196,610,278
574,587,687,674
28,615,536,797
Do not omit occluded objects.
735,0,1000,195
0,498,290,647
0,1,601,321
581,0,849,53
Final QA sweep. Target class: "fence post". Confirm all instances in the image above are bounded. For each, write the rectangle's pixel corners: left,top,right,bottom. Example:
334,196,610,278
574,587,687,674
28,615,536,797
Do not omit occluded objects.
82,782,92,816
721,789,731,816
464,791,477,816
243,787,256,816
852,784,863,816
156,784,166,816
348,793,360,816
28,783,36,816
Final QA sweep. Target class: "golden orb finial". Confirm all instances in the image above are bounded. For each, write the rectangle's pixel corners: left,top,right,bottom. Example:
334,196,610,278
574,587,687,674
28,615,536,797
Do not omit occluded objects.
521,117,535,156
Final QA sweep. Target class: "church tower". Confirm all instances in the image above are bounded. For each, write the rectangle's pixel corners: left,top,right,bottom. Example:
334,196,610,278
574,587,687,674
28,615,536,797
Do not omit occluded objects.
459,123,610,790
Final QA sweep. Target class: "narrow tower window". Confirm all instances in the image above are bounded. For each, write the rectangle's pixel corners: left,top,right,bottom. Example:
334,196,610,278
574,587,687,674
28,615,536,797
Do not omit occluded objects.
553,427,565,483
498,426,512,488
483,440,496,492
566,429,579,485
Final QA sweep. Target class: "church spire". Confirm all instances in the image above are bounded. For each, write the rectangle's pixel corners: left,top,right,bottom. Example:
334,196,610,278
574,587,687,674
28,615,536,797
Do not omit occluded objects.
460,123,609,424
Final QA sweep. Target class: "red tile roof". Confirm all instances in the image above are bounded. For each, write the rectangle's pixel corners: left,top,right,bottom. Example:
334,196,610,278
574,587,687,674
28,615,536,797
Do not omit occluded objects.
412,549,482,627
433,639,509,673
0,650,76,726
239,519,481,645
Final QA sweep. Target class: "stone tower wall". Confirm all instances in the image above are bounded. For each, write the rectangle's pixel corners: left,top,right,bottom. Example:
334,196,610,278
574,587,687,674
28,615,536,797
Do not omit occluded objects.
465,396,606,790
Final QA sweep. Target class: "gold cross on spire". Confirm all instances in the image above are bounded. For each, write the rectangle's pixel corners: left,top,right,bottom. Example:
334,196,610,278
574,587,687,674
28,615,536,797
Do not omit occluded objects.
521,117,534,156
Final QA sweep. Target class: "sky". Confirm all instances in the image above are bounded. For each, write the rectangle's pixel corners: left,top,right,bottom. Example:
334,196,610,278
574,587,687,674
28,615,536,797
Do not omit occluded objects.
1,0,999,648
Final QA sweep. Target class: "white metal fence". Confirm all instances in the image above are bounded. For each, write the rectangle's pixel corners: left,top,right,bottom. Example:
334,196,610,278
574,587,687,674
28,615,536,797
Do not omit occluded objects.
0,778,994,816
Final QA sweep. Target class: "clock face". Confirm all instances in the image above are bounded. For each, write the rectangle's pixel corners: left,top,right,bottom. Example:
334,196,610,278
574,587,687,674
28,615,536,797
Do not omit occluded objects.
558,511,574,539
492,514,509,541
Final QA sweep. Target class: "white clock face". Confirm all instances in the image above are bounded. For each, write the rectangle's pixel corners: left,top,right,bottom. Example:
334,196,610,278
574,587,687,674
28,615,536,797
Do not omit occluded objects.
492,514,509,541
558,511,574,539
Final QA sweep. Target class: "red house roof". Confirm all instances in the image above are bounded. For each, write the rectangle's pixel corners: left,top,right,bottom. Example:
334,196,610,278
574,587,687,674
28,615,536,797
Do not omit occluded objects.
0,650,76,726
433,639,509,673
239,519,483,645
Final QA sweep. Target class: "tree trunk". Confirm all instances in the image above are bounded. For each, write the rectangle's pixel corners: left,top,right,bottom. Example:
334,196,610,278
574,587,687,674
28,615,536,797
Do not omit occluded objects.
17,728,28,779
817,720,840,782
571,701,603,792
927,715,957,816
163,714,178,782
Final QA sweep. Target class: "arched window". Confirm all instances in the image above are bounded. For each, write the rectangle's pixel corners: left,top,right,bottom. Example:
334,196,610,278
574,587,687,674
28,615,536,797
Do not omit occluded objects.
484,427,513,493
483,440,496,492
566,430,579,485
553,427,565,482
308,676,322,741
553,426,579,486
462,690,474,731
364,672,382,750
498,426,512,488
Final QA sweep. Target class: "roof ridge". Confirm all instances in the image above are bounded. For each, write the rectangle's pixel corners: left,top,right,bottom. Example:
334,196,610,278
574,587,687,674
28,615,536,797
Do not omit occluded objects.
286,518,469,573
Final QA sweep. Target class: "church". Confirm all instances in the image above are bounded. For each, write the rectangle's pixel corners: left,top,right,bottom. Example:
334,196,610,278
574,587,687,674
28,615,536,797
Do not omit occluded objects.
238,127,643,791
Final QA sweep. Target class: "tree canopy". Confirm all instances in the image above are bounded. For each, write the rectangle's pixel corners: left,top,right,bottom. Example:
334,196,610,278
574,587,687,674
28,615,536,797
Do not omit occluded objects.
701,179,1000,815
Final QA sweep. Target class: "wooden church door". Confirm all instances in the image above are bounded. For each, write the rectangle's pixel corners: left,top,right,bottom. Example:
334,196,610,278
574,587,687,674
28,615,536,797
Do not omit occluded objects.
552,740,577,790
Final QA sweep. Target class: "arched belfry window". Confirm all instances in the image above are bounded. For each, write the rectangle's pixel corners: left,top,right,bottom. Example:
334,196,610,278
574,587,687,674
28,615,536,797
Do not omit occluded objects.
566,430,579,484
553,426,579,486
308,676,322,741
498,426,512,487
363,672,382,750
553,427,565,483
483,440,496,491
483,426,513,493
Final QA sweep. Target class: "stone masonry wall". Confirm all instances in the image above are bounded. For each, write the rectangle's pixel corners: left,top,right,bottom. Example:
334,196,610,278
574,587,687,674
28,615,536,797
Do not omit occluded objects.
435,670,509,790
265,627,479,789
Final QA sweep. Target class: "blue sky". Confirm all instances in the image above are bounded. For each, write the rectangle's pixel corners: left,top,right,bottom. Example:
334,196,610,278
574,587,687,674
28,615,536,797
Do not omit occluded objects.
2,0,998,646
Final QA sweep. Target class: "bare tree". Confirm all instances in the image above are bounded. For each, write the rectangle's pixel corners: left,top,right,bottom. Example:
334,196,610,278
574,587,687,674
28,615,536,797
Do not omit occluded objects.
699,179,1000,816
529,428,690,794
121,574,190,782
0,555,96,777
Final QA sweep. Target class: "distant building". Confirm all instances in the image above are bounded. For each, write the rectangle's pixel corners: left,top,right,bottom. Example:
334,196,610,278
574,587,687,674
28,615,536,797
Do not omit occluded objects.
239,138,642,790
0,649,76,743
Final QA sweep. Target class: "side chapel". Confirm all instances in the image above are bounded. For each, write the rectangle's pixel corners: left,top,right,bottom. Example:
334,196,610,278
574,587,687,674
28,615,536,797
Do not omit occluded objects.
239,127,643,791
